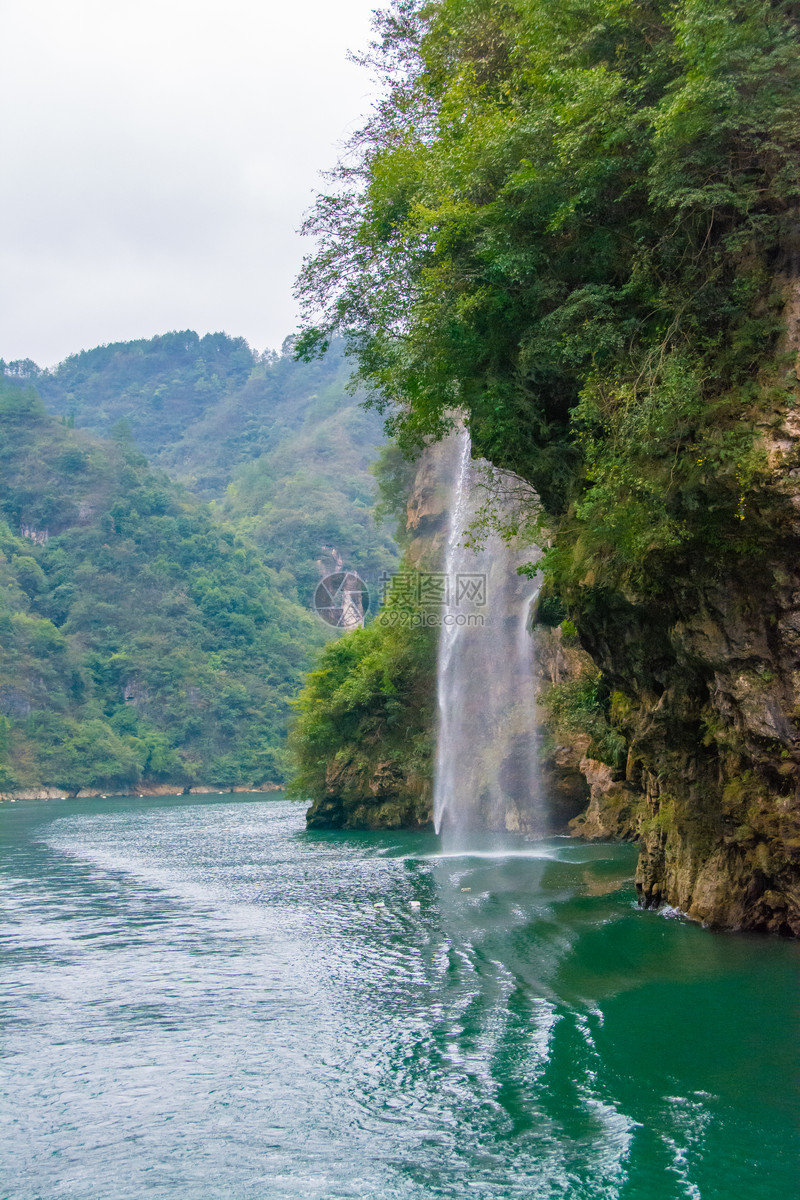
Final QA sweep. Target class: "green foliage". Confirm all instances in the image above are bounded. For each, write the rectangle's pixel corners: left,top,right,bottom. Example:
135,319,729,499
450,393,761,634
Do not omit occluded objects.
288,565,436,802
26,331,253,474
534,589,566,628
560,619,579,646
0,376,326,791
298,0,800,600
218,381,399,604
371,443,420,547
8,333,401,607
540,668,626,769
12,556,47,597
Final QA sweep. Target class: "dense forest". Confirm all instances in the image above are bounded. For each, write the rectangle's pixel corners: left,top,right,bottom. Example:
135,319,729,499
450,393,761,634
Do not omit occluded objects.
292,0,800,932
298,0,799,565
5,333,399,605
0,336,400,793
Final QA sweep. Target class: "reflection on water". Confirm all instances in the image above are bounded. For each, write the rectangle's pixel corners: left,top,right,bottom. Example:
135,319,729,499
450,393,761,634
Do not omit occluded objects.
0,795,798,1199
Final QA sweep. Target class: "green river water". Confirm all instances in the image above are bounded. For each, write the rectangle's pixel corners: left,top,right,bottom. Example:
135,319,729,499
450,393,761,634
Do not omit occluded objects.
0,793,797,1199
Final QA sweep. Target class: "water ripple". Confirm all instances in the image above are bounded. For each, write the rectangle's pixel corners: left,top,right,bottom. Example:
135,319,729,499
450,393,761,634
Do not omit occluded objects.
1,795,798,1200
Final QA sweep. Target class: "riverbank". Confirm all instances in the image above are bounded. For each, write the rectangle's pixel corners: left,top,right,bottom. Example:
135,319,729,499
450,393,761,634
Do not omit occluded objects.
0,783,283,802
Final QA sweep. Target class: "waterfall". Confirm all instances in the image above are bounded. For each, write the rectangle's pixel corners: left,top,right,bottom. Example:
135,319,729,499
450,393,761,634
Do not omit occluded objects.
433,428,542,841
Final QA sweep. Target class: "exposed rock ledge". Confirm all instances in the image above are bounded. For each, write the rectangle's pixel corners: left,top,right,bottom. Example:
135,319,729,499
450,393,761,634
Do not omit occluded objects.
306,755,432,831
569,758,638,843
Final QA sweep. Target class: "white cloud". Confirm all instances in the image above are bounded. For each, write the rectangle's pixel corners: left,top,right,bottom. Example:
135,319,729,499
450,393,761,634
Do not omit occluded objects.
0,0,378,364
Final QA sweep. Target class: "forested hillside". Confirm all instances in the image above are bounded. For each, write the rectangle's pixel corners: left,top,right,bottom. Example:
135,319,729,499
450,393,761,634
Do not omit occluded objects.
3,333,399,605
0,378,325,792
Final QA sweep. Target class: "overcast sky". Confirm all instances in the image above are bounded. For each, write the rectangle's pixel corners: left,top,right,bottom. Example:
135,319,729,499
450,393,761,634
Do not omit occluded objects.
0,0,378,366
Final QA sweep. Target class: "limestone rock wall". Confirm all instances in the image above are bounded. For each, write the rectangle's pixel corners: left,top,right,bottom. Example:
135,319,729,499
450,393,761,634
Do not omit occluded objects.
561,280,800,934
306,756,432,831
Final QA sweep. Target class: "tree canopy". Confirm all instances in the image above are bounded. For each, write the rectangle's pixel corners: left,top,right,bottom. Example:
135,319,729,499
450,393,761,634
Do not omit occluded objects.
3,332,401,613
297,0,800,594
0,377,326,791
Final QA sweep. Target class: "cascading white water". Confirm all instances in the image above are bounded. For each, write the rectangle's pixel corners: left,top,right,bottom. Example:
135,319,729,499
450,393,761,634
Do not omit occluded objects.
433,428,542,841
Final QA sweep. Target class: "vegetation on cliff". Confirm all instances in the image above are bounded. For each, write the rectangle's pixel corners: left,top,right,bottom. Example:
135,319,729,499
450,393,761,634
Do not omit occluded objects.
289,595,435,828
298,0,800,576
296,0,800,931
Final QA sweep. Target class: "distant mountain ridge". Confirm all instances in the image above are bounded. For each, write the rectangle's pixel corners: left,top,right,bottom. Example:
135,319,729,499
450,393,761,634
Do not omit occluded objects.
0,332,400,794
0,379,325,792
3,332,398,605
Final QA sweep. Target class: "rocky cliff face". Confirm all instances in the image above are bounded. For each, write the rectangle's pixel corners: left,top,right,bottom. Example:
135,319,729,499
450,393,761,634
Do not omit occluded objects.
573,576,800,935
590,571,800,934
403,437,459,572
562,282,800,935
305,757,432,831
529,625,593,829
535,584,800,933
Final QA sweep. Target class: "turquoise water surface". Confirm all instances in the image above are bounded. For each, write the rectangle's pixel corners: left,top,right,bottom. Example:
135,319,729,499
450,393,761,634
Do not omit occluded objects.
1,793,797,1199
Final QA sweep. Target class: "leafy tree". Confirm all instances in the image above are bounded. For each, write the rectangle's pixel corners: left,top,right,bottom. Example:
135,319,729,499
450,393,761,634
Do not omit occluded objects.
296,0,800,601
